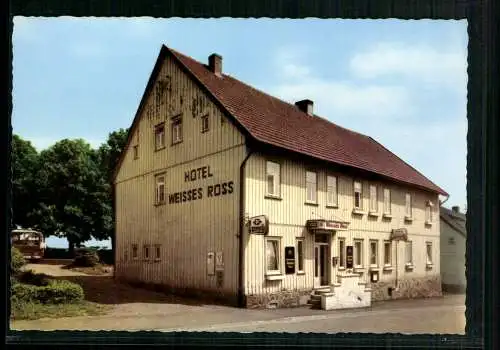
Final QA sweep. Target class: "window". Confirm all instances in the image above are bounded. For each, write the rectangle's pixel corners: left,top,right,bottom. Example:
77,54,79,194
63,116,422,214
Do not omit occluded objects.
383,241,392,266
154,123,165,150
171,116,183,144
266,161,281,197
296,239,304,273
155,174,166,204
405,241,413,265
369,185,378,212
306,171,317,203
383,188,391,214
326,175,338,207
426,201,434,223
448,237,456,245
354,239,363,267
265,237,281,274
143,245,150,260
133,145,139,159
155,245,161,260
369,240,378,266
132,244,138,259
201,114,209,133
426,242,433,265
354,181,362,209
405,193,412,217
338,238,346,268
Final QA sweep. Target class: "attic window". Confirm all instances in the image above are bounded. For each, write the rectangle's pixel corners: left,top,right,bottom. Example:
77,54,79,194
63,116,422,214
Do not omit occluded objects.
448,237,456,245
171,115,183,144
133,145,139,159
201,114,209,133
154,123,165,150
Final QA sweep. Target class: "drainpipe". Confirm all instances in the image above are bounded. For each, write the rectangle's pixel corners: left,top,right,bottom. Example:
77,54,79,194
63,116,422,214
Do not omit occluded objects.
238,147,254,308
439,194,450,206
394,241,399,291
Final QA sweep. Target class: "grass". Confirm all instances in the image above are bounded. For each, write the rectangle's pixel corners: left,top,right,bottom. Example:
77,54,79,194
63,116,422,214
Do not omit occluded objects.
10,300,113,321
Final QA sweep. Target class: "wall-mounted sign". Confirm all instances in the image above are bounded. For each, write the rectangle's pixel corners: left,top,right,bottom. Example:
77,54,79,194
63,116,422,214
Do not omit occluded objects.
306,219,349,233
215,251,224,271
346,245,354,269
390,228,408,241
207,252,215,276
249,215,269,235
285,246,295,274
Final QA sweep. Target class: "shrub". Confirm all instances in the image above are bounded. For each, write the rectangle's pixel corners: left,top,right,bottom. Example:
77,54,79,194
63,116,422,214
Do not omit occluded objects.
44,247,74,259
73,248,100,267
97,249,114,265
11,280,84,304
18,270,51,286
11,247,26,276
36,280,84,304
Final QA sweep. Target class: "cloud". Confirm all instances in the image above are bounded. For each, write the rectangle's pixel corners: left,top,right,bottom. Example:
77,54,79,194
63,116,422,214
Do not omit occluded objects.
349,42,467,91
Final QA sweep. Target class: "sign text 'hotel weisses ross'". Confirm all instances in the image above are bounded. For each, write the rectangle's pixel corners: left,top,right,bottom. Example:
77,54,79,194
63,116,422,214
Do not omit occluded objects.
167,165,234,204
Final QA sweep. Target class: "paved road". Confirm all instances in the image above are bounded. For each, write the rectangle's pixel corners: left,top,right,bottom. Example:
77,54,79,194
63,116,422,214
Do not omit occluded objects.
11,264,465,334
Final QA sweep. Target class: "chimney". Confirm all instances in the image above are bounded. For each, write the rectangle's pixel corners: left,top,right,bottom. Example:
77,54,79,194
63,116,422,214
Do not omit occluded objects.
208,53,222,77
452,206,460,213
295,99,314,116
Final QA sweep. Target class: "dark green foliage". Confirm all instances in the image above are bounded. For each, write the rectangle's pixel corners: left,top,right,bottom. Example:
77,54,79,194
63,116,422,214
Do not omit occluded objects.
11,247,26,276
18,270,51,286
73,248,100,267
11,280,84,304
97,249,114,265
44,247,74,259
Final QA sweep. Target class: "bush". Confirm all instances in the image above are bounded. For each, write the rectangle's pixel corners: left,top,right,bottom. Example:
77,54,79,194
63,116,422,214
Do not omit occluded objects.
97,249,114,265
11,247,26,276
73,248,100,267
44,247,74,259
18,270,51,286
11,280,84,304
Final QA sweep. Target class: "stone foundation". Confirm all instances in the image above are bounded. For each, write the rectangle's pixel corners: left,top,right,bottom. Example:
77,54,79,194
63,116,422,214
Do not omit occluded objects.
245,289,312,309
115,276,239,307
370,275,442,302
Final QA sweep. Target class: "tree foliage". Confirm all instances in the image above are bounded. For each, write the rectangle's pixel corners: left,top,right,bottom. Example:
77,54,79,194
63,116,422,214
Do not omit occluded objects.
11,131,128,252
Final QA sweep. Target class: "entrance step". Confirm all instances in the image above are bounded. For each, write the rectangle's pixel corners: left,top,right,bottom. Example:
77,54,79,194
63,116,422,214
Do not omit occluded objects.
313,287,332,295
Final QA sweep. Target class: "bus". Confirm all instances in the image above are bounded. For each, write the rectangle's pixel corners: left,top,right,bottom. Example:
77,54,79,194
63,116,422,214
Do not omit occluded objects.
11,228,46,262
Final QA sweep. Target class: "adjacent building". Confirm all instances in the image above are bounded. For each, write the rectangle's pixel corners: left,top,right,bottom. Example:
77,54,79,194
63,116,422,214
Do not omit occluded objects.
113,45,448,309
440,206,467,293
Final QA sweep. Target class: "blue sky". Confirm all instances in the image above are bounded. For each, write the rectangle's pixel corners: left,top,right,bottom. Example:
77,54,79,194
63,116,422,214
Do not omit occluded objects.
12,18,468,249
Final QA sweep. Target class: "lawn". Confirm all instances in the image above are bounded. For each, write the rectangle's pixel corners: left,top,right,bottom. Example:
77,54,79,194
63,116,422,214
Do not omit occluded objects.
10,300,113,321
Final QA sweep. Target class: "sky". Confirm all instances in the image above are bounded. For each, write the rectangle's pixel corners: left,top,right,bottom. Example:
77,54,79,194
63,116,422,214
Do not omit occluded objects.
12,18,468,249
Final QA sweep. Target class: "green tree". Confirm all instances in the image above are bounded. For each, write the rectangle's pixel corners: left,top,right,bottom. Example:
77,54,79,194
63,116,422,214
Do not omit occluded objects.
96,128,129,255
31,139,112,254
11,134,39,228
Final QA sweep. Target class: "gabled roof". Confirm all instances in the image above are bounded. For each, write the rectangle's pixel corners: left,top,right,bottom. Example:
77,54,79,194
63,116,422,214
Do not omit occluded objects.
114,45,448,196
440,207,466,237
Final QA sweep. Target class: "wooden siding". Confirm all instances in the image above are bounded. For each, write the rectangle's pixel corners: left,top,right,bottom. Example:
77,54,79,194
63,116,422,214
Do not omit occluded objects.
114,54,246,294
243,152,441,295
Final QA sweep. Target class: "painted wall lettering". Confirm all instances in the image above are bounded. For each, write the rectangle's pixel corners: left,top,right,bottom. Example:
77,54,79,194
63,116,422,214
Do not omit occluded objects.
207,182,234,197
168,187,204,204
166,181,234,205
184,166,214,182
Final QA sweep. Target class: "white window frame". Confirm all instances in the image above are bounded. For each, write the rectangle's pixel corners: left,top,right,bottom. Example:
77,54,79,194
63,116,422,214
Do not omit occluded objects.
305,171,317,203
425,201,434,224
405,240,413,266
369,240,378,267
426,241,433,265
383,188,391,215
326,175,338,207
369,185,378,213
383,240,392,267
143,244,151,261
296,238,304,273
405,193,413,218
154,244,161,261
338,238,346,269
201,114,210,133
171,116,183,144
155,174,166,204
266,161,281,197
154,123,165,150
265,237,282,275
354,181,362,210
354,239,364,268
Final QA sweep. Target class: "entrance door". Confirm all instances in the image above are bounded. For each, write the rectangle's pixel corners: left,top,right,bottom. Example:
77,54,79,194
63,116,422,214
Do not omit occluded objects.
314,234,330,288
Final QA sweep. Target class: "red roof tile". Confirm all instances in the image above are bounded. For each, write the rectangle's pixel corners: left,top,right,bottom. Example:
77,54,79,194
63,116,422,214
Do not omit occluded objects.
166,46,447,196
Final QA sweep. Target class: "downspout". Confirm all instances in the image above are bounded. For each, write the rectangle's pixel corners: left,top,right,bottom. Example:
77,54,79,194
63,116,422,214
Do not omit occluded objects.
238,148,254,308
439,194,450,206
394,241,399,291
